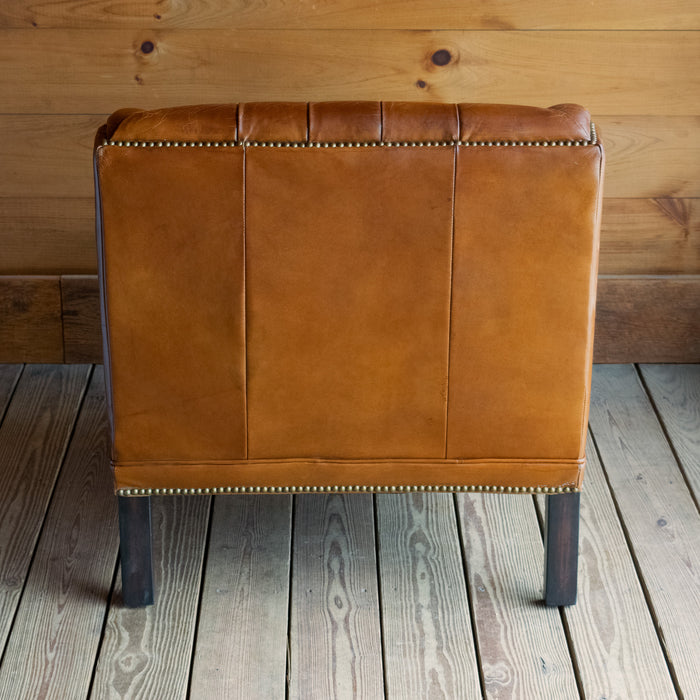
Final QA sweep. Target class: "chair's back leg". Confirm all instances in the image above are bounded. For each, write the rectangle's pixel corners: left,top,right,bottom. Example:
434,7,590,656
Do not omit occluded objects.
544,492,580,606
118,495,155,607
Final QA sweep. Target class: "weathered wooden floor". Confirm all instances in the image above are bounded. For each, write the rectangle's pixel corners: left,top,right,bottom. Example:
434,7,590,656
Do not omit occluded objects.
0,363,697,699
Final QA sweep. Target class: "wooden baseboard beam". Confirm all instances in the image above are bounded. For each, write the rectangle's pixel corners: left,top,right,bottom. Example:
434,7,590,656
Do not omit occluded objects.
0,274,698,364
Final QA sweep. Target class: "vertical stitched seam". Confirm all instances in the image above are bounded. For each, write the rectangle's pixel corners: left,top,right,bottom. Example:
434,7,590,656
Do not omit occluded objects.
444,142,458,459
243,145,249,460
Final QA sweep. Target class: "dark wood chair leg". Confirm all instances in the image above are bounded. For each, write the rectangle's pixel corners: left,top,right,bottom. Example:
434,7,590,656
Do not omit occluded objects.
544,492,580,606
118,495,154,607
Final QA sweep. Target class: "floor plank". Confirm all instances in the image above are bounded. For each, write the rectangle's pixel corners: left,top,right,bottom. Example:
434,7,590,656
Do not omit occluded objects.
189,494,292,699
536,432,677,699
0,366,118,699
90,495,210,700
457,493,579,698
640,364,700,502
0,364,90,650
0,364,22,421
376,492,481,699
589,364,700,699
289,494,384,700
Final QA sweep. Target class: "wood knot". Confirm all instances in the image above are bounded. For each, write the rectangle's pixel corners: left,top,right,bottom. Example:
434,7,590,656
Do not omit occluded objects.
431,49,452,66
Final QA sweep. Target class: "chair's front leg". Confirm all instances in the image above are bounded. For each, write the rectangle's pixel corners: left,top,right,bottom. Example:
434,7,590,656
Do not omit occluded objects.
118,495,154,607
544,492,580,606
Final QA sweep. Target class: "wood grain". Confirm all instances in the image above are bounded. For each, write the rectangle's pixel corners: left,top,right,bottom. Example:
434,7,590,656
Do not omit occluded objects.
2,0,698,29
0,115,103,198
189,494,292,699
4,274,698,364
61,275,102,363
1,196,697,277
289,494,384,700
0,364,90,649
593,276,700,363
599,198,700,275
90,495,210,700
0,276,63,363
456,493,578,698
0,365,22,422
0,197,96,274
375,493,481,699
0,31,696,115
640,364,700,501
0,367,119,700
0,113,700,200
598,116,700,199
537,432,677,699
588,364,700,700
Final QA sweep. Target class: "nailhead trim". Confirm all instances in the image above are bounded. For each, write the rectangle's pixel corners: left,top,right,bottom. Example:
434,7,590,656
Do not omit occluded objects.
103,126,598,150
117,484,578,496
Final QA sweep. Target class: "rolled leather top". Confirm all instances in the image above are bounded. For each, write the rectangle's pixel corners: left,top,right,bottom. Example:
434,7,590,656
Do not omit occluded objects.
103,102,594,145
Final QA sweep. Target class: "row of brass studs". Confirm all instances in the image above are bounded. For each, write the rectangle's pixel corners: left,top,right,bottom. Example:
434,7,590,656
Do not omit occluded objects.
103,136,596,149
117,484,578,496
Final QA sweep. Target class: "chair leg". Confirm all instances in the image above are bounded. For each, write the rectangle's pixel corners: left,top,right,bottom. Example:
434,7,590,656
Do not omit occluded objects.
544,492,580,606
118,495,154,607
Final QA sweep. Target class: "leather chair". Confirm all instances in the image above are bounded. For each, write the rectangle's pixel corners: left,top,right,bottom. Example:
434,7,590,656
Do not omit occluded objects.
94,102,604,607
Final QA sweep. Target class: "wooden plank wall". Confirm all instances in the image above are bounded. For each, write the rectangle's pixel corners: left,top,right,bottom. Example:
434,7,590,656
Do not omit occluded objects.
0,1,698,363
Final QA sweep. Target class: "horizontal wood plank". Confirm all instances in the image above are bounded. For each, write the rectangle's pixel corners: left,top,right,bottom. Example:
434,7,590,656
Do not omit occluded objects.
599,198,700,275
187,113,700,199
0,367,118,700
589,365,700,700
3,196,698,277
4,274,698,363
0,276,63,363
1,115,696,201
0,197,96,274
0,115,102,198
1,0,698,30
61,275,102,363
593,276,700,363
0,364,90,650
0,30,697,115
598,117,700,198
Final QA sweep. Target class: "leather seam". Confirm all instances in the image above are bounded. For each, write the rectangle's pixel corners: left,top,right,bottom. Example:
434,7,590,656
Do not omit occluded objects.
113,457,585,466
444,144,457,458
242,146,249,460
